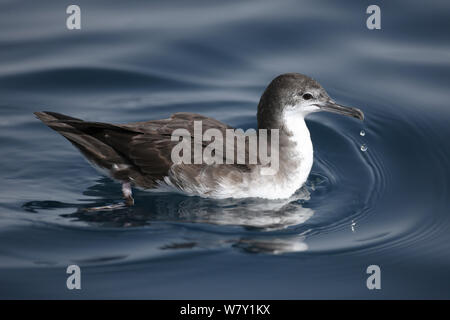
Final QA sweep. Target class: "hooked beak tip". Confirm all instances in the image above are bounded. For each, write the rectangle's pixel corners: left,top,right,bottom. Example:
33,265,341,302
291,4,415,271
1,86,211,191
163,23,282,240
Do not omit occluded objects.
353,108,365,121
319,101,365,121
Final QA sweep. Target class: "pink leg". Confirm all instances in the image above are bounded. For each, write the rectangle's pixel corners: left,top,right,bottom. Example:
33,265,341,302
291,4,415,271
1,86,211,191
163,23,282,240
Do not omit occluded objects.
83,182,134,212
122,182,134,206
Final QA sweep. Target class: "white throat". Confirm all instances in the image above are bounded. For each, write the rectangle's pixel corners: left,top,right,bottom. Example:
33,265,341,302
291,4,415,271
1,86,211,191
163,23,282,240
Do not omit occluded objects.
282,108,314,187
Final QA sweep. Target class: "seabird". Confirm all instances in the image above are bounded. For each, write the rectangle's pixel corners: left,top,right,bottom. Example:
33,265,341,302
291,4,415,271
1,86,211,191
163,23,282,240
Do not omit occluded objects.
35,73,364,206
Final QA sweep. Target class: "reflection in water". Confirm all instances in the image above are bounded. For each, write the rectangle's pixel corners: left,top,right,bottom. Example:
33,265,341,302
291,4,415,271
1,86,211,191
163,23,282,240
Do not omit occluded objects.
233,235,308,254
159,189,314,230
23,178,315,254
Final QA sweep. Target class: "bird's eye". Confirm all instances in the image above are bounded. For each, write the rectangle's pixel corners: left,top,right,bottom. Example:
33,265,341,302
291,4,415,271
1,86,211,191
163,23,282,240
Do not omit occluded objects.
302,93,313,100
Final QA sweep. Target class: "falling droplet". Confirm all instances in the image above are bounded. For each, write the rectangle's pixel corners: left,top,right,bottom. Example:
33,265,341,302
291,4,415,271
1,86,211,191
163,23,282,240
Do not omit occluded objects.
360,144,368,152
360,130,365,136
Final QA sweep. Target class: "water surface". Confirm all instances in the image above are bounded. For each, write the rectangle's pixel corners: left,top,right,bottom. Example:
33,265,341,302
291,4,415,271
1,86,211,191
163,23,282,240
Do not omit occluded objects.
1,0,450,299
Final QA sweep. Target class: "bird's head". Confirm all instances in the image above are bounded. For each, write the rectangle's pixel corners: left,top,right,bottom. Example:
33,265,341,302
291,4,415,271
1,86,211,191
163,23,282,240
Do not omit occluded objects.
257,73,364,130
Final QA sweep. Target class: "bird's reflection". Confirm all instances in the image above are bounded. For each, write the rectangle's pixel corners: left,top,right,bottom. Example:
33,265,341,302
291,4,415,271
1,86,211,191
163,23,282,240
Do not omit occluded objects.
233,235,309,254
23,178,315,254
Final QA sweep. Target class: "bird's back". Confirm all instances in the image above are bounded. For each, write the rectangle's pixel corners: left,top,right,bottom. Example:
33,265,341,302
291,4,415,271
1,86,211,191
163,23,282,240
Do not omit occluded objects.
34,111,253,194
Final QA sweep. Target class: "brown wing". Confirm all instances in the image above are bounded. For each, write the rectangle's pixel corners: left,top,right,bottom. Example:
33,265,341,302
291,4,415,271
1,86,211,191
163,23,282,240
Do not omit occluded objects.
34,111,245,189
123,113,233,179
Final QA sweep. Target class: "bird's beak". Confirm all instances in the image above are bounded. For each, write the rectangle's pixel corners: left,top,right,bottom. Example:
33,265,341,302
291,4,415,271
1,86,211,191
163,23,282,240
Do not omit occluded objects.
318,100,364,121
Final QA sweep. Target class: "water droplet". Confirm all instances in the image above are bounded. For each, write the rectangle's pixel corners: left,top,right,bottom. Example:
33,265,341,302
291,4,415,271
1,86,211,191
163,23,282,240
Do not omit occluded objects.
360,130,365,136
360,144,368,152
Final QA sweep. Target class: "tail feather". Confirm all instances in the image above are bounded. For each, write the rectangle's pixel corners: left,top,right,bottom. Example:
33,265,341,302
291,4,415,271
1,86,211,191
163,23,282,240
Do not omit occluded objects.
34,111,134,181
34,111,83,123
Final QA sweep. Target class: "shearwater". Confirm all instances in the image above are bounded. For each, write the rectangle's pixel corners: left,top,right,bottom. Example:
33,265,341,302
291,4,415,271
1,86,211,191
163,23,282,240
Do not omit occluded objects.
35,73,364,206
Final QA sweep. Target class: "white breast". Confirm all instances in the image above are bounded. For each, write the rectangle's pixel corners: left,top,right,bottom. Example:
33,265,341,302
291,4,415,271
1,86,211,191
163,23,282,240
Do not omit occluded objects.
156,108,314,200
212,110,314,200
282,109,314,189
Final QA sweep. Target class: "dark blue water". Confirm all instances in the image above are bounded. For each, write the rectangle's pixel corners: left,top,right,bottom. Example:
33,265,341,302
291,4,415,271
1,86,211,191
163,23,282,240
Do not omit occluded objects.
1,0,450,299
